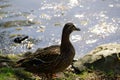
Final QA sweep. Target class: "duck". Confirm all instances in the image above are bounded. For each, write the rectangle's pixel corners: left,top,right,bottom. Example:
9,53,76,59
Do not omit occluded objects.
16,23,80,80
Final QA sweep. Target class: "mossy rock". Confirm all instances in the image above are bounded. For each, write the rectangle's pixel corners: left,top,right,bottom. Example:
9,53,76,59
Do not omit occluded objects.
73,43,120,74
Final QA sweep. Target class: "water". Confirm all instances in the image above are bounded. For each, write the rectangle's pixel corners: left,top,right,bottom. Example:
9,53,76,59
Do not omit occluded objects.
0,0,120,59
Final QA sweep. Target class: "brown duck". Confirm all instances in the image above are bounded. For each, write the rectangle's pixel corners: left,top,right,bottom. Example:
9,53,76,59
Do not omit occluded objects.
16,23,80,80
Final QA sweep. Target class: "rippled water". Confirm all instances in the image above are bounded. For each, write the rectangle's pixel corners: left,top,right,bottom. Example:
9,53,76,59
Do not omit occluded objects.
0,0,120,59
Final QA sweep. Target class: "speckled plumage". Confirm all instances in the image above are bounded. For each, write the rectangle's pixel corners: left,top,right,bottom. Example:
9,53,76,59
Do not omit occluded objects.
16,23,80,80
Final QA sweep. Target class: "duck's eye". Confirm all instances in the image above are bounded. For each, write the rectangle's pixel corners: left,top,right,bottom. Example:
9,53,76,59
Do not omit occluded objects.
68,26,73,30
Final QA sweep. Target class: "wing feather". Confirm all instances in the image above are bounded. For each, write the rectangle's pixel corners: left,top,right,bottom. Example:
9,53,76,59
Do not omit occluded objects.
16,45,60,67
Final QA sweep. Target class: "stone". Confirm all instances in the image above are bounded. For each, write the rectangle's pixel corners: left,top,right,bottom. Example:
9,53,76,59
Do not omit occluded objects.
14,35,28,43
73,43,120,74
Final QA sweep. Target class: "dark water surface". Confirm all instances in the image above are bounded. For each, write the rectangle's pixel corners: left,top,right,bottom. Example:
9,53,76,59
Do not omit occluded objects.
0,0,120,59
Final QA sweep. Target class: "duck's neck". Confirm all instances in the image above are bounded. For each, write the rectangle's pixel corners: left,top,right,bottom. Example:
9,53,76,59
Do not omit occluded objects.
61,33,70,45
60,33,73,55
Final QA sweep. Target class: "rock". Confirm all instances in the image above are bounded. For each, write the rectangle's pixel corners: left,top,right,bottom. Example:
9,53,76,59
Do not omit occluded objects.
0,20,36,27
26,41,34,49
14,35,29,43
73,43,120,74
0,62,9,68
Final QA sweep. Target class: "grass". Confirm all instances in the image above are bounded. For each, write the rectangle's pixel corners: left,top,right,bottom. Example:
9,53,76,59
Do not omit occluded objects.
0,53,34,80
0,66,120,80
0,67,34,80
0,67,16,80
0,53,120,80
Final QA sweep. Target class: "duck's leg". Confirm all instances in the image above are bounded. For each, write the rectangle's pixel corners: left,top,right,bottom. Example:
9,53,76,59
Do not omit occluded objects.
35,73,46,80
46,73,52,80
41,76,47,80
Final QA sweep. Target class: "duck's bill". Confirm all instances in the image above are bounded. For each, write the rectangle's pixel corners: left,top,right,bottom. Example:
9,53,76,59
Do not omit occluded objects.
75,27,80,31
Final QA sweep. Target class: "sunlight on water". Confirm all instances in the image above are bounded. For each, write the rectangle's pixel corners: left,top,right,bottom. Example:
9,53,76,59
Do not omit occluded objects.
39,14,51,20
86,39,98,44
0,0,120,58
71,35,82,42
90,22,118,37
74,14,84,18
68,0,79,7
26,14,36,22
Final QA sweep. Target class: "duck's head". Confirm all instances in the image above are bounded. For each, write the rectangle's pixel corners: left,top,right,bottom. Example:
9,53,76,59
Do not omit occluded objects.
63,23,80,34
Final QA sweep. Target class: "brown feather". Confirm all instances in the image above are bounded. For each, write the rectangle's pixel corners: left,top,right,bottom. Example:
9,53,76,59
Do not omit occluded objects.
16,23,80,79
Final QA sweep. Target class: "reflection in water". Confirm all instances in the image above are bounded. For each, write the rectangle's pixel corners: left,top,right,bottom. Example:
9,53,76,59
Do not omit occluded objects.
0,0,120,59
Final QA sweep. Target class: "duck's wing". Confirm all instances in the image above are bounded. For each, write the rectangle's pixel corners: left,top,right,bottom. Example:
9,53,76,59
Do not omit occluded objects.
16,45,60,66
33,45,60,62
